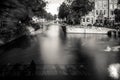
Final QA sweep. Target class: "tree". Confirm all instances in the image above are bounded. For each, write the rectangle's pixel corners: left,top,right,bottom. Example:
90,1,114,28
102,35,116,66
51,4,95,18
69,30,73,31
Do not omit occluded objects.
53,14,57,20
70,0,94,24
114,0,120,22
45,12,54,20
58,0,94,25
113,0,120,29
0,0,47,42
58,2,70,19
114,9,120,22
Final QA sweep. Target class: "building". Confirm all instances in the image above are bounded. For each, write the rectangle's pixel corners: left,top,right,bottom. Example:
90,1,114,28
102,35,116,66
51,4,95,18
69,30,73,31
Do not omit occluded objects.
81,0,118,26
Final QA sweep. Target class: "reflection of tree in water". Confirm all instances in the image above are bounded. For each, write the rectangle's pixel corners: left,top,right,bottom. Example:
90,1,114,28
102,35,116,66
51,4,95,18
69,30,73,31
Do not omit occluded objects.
0,35,32,53
65,37,95,79
73,38,90,65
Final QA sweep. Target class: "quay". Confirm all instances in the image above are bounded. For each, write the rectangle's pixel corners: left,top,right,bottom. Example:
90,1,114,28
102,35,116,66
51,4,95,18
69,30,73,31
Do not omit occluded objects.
66,26,117,34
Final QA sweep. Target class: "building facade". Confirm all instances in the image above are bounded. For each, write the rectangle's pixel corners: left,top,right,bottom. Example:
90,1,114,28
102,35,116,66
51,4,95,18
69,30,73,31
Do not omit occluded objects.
81,0,118,26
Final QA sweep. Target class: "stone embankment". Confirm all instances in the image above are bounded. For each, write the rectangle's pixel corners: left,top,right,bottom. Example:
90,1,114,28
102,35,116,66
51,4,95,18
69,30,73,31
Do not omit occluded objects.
67,26,117,34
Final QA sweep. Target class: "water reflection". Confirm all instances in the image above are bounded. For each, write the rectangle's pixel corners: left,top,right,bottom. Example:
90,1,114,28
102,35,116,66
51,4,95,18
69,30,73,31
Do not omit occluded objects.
0,35,42,65
0,24,120,80
0,35,32,54
66,34,120,80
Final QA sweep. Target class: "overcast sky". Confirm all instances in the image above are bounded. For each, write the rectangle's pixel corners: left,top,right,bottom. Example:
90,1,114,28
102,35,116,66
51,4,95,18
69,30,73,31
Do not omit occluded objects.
45,0,65,15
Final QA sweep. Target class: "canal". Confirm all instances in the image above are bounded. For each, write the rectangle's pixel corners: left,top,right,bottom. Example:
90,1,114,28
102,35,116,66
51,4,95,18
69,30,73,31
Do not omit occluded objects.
0,24,120,80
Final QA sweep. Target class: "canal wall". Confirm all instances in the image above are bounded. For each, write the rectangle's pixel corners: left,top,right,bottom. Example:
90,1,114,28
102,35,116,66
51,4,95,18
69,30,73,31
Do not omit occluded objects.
61,24,120,37
66,26,116,34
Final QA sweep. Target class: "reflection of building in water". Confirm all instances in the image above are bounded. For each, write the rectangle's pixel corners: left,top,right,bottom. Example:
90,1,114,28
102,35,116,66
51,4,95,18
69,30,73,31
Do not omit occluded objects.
81,0,118,26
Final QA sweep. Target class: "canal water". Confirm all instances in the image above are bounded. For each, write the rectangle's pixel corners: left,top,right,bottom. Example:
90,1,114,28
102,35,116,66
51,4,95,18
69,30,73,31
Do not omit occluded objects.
0,24,120,80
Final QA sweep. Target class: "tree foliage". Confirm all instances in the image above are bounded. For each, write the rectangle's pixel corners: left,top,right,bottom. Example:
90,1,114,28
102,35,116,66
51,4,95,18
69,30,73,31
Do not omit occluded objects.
0,0,47,42
114,9,120,22
58,2,70,19
114,0,120,23
58,0,94,25
71,0,94,16
114,0,120,29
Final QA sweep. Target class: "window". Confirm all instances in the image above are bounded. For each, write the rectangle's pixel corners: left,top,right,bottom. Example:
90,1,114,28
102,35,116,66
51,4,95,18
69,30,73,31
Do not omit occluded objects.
114,4,117,9
111,11,114,15
87,18,90,22
96,10,99,15
114,0,118,3
98,1,102,8
100,10,102,15
92,18,94,24
104,10,106,15
103,1,108,8
83,18,85,22
110,4,113,9
110,0,113,3
95,4,97,8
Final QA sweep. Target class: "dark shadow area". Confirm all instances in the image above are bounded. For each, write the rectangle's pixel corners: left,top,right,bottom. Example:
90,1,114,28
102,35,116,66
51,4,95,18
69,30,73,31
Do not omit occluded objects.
0,60,38,80
0,64,99,80
68,38,96,80
0,35,33,55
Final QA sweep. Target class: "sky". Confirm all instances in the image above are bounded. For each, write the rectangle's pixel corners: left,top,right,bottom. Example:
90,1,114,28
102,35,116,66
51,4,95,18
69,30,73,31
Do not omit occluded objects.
45,0,65,15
